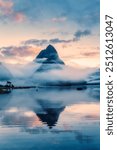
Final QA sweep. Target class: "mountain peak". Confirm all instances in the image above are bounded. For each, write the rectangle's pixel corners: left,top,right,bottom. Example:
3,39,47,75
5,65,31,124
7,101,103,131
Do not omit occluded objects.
35,45,64,65
35,45,64,72
46,44,57,52
36,45,58,60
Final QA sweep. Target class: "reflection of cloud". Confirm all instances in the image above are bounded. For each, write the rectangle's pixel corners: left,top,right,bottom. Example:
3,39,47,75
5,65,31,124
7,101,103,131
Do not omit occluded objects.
0,108,42,127
83,115,99,120
65,103,99,118
22,126,72,134
75,131,94,143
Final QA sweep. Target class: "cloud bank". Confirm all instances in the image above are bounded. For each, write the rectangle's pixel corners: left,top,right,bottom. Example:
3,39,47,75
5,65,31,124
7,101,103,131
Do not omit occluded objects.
0,0,99,27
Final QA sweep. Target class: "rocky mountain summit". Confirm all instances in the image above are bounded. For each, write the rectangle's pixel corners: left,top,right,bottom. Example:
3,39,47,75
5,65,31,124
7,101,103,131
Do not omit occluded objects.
36,45,64,64
35,45,64,72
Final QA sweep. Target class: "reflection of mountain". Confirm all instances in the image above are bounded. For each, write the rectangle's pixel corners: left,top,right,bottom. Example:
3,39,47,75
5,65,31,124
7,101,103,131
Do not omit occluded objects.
0,86,100,129
0,97,65,129
36,107,65,129
35,99,65,129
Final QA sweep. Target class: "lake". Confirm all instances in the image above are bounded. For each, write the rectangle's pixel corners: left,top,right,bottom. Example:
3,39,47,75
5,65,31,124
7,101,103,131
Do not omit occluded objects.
0,85,100,150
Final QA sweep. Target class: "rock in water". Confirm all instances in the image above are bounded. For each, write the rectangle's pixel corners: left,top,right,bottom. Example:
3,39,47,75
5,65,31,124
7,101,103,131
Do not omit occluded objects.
35,45,64,72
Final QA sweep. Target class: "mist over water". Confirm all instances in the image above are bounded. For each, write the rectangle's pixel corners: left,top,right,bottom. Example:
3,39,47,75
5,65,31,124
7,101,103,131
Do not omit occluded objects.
3,61,98,86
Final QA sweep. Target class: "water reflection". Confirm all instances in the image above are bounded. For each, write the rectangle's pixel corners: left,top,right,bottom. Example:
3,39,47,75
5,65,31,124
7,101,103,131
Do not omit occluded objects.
36,107,65,129
0,85,100,150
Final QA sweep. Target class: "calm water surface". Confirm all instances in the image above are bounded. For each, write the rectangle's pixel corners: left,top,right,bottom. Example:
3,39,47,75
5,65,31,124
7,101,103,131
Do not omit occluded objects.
0,86,100,150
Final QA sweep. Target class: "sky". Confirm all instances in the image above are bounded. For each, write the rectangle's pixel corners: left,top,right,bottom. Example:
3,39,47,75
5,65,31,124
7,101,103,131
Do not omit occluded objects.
0,0,100,68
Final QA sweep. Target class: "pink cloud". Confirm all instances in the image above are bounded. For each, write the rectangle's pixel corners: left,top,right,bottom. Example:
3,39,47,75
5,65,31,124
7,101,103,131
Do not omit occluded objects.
0,0,13,15
0,46,41,57
0,0,13,8
14,12,26,23
0,0,26,23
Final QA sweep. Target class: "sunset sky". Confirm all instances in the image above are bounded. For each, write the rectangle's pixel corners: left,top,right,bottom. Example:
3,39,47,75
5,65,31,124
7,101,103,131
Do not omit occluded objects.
0,0,100,68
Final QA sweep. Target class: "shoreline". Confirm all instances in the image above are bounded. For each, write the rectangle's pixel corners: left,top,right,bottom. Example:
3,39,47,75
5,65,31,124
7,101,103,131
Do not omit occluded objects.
0,83,100,90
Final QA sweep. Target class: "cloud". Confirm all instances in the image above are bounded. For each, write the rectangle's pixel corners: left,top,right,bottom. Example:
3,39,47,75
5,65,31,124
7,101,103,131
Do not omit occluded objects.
63,0,100,27
22,39,48,46
51,17,67,23
74,30,91,40
0,27,92,59
13,12,26,23
22,29,91,47
49,38,71,44
0,0,26,23
0,0,99,27
0,0,13,16
0,0,13,9
0,46,39,57
80,52,99,57
22,38,71,47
